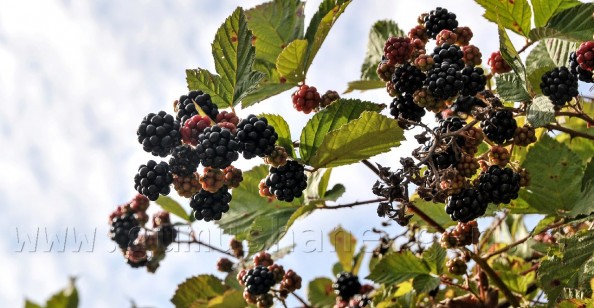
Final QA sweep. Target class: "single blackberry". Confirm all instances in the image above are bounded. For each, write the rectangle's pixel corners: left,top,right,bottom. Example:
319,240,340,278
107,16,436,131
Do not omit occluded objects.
377,58,397,82
320,90,341,108
216,111,239,126
451,96,486,115
125,244,148,268
199,167,225,193
461,66,486,96
264,160,308,202
383,37,414,65
413,87,445,112
424,7,458,39
425,62,464,100
462,45,482,66
436,30,457,46
156,225,177,248
408,25,429,43
487,51,512,74
253,251,274,267
439,174,467,196
445,188,488,222
137,111,181,157
223,165,243,188
169,145,199,176
230,238,245,258
110,212,140,249
389,93,426,123
256,293,274,308
540,66,579,106
454,26,473,46
216,258,234,272
414,54,435,71
460,126,484,154
180,115,211,146
176,90,219,124
576,41,594,71
134,160,173,201
236,114,278,159
292,85,321,114
172,173,201,198
268,264,285,283
263,146,289,168
280,270,302,292
333,272,361,300
513,125,537,146
391,63,426,95
130,194,150,213
189,187,231,221
476,165,520,204
447,258,468,275
432,44,464,67
243,265,276,295
488,145,510,167
456,154,479,177
195,126,239,169
569,51,594,82
480,109,517,144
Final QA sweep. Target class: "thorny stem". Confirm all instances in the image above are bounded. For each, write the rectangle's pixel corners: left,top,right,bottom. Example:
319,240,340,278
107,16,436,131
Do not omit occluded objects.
321,198,387,209
362,159,380,175
546,124,594,141
556,110,594,126
291,291,311,308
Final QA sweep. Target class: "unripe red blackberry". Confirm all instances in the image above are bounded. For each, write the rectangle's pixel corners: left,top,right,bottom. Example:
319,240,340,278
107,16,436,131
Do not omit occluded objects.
447,258,468,275
137,111,182,157
456,154,479,177
462,45,482,66
408,25,429,43
436,30,457,46
391,63,426,95
189,187,232,221
292,85,321,114
414,54,435,71
236,114,278,159
253,251,274,267
169,145,199,177
134,160,174,201
268,264,285,283
454,26,473,46
216,122,237,134
488,51,512,74
199,167,225,193
383,37,414,65
446,188,488,222
264,160,308,202
263,146,289,168
477,165,521,204
410,38,426,56
216,257,234,272
259,180,276,202
569,51,594,82
376,59,396,82
216,111,239,126
320,90,340,108
223,165,243,188
424,7,458,39
195,126,239,169
540,66,578,106
130,194,150,213
413,87,445,112
180,115,211,146
576,41,594,71
389,93,426,124
230,238,244,258
385,81,398,97
488,145,510,167
333,272,361,300
481,109,517,145
280,269,302,292
461,66,486,96
172,173,202,198
176,90,219,124
243,265,276,295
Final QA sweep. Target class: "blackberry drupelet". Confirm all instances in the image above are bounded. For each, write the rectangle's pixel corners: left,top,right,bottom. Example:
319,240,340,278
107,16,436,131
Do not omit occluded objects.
243,265,276,295
189,187,232,221
460,66,486,96
424,7,458,39
110,212,140,249
169,145,199,176
333,272,361,300
137,111,181,157
236,114,278,159
195,126,239,169
569,52,594,83
476,165,521,204
264,160,308,202
540,66,579,106
425,62,464,100
134,160,173,201
432,43,464,67
391,63,426,95
480,109,517,145
445,188,488,222
176,90,219,124
389,93,426,123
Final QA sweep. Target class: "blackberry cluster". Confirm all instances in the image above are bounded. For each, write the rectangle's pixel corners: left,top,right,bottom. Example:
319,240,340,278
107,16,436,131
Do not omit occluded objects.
476,165,520,204
263,146,289,168
189,187,232,221
569,52,594,83
195,126,239,169
513,125,537,146
243,266,276,295
487,51,512,74
292,85,321,114
460,66,486,96
391,63,426,94
264,160,308,202
432,44,464,67
110,212,140,249
134,160,173,201
169,145,199,176
320,90,340,108
236,115,278,159
480,109,517,144
456,154,479,177
176,90,219,124
451,96,485,115
389,93,426,123
540,66,578,106
445,188,488,222
333,272,361,300
137,111,181,157
488,145,510,167
423,7,458,39
425,62,463,100
216,258,234,272
424,143,460,169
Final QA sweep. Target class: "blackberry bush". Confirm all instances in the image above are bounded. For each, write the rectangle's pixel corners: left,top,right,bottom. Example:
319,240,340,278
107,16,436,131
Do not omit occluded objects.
134,160,173,201
189,187,232,221
176,90,219,124
236,114,278,159
477,165,521,204
540,66,579,106
480,109,517,145
333,272,361,300
195,126,239,169
137,111,181,157
264,160,307,202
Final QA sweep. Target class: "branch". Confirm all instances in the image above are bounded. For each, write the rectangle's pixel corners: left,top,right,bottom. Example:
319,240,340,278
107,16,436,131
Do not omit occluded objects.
291,292,311,308
321,198,387,209
556,111,594,126
466,249,521,307
175,238,236,258
546,124,594,141
361,159,380,175
517,40,534,54
407,202,446,233
482,220,565,259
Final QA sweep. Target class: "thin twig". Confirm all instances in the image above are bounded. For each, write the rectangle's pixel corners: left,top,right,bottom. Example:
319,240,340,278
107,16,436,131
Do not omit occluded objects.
556,110,594,126
176,238,235,258
546,124,594,141
517,40,535,54
440,277,482,301
361,159,380,175
478,211,508,252
321,198,387,209
291,292,311,308
482,220,565,259
407,202,446,233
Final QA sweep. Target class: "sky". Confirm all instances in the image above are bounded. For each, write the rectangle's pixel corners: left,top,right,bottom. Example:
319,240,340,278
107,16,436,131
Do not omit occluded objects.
0,0,528,307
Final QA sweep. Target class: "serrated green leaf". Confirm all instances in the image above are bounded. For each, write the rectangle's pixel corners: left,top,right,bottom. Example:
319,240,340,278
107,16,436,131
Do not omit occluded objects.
171,275,226,307
258,113,295,157
276,39,308,83
545,38,579,67
412,275,440,294
156,196,191,222
324,184,345,201
492,256,536,294
367,251,430,285
329,226,357,272
241,82,294,108
555,99,594,161
475,0,532,37
527,96,556,127
532,0,581,28
307,277,336,308
299,99,383,162
224,270,243,291
532,215,557,234
569,182,594,217
526,42,557,95
422,241,446,275
582,159,594,191
495,73,531,102
186,69,231,109
246,207,297,254
529,3,594,41
308,112,404,168
45,278,78,308
207,290,245,308
409,196,456,231
359,20,405,81
305,168,331,203
24,300,42,308
343,80,386,94
498,25,529,93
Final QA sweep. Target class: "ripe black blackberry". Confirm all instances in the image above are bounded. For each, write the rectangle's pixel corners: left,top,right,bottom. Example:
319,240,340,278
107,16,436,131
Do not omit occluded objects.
445,188,488,222
540,66,579,106
476,165,520,204
432,43,464,67
189,187,232,221
110,212,140,249
391,63,426,95
389,93,426,123
264,160,308,202
425,62,464,100
243,265,276,295
137,111,181,157
156,225,177,248
236,114,278,159
480,109,517,144
176,90,219,124
434,116,466,146
333,272,361,300
569,52,594,83
461,66,486,96
195,126,239,169
424,7,458,39
423,143,460,169
451,95,486,115
169,145,199,176
134,160,174,201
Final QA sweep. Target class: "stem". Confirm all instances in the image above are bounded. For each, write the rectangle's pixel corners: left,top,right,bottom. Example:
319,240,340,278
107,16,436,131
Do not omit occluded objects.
291,292,311,308
321,198,387,209
546,124,594,141
482,220,565,259
176,237,235,258
361,159,380,175
556,111,594,126
517,40,534,54
466,249,520,307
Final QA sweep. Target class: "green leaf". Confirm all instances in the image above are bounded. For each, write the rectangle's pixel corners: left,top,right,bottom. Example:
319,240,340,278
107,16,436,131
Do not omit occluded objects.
307,277,336,308
24,301,42,308
498,25,529,93
532,215,558,234
582,159,594,191
329,226,357,272
539,229,594,303
258,113,295,157
156,196,191,222
412,275,440,294
351,245,366,276
286,204,316,228
207,290,245,308
367,251,430,285
299,99,383,162
492,256,536,294
409,197,457,231
45,278,78,308
531,0,581,27
568,182,594,217
343,80,386,94
332,262,344,276
526,96,556,127
241,82,294,108
186,69,231,109
276,39,308,83
305,168,332,203
529,3,594,41
475,0,532,37
308,111,404,168
422,241,446,275
359,20,405,81
495,73,531,102
555,99,594,161
544,38,579,67
324,184,346,201
171,275,226,307
246,207,297,255
526,42,557,95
